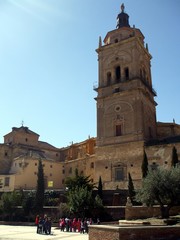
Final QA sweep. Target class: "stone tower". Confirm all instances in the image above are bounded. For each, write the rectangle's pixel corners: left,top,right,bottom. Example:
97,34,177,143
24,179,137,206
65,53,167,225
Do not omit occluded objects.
94,4,158,190
95,4,157,147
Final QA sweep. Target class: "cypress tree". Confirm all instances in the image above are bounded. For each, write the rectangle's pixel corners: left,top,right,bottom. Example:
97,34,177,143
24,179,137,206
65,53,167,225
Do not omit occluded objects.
35,158,45,213
141,150,148,178
172,146,179,167
128,173,135,204
97,176,103,200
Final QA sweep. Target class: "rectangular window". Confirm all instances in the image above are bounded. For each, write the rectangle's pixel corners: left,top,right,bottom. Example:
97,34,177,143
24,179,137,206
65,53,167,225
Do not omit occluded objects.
115,168,124,181
116,125,122,136
4,177,10,187
115,66,121,82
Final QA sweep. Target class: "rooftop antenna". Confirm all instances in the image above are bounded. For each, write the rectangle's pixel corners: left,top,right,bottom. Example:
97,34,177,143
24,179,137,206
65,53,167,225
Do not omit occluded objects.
21,120,24,127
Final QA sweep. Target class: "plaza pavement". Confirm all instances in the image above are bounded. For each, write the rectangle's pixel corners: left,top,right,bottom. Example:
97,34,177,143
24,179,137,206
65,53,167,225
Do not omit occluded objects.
0,225,89,240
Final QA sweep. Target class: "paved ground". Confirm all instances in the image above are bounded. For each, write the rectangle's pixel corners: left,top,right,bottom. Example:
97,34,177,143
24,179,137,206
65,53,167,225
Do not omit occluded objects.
0,225,89,240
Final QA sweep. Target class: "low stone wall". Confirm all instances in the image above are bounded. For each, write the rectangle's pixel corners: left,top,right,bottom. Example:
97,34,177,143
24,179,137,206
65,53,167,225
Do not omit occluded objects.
89,225,180,240
125,205,180,220
105,206,125,220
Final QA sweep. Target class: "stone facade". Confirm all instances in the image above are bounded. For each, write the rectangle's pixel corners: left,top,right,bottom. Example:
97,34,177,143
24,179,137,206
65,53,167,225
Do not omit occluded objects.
0,127,96,191
0,5,180,194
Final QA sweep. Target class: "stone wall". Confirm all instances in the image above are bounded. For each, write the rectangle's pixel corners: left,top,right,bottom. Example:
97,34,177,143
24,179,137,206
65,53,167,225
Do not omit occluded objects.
89,225,180,240
125,206,180,220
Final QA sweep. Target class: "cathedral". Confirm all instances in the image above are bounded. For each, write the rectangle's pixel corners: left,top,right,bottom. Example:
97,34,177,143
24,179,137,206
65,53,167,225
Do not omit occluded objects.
0,5,180,195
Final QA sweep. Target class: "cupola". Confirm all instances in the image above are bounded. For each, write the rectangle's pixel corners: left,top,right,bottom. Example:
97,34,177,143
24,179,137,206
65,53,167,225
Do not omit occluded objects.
116,3,130,28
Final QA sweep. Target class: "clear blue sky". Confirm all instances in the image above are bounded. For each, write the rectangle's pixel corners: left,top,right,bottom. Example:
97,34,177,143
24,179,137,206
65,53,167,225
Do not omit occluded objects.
0,0,180,148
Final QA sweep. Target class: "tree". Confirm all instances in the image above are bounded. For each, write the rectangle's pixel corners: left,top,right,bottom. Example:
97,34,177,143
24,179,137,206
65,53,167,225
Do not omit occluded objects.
172,146,179,167
34,158,45,213
1,191,22,220
66,186,93,218
97,176,103,200
65,169,102,218
128,173,135,204
65,168,94,191
22,191,35,217
136,167,180,218
141,150,148,178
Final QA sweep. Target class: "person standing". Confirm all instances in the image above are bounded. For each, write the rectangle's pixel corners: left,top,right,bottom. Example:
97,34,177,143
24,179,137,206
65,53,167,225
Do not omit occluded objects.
35,215,39,233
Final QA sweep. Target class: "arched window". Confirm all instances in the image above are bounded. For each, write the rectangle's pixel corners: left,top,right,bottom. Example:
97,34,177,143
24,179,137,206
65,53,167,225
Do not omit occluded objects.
115,167,124,180
124,67,129,80
115,66,121,83
116,124,122,136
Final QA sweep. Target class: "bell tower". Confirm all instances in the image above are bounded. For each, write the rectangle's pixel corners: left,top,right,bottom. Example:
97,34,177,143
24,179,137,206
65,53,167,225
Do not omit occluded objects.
95,4,157,147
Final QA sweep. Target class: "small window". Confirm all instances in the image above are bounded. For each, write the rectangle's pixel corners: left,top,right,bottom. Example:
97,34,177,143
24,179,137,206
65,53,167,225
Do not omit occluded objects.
34,172,37,175
5,177,10,186
25,138,28,142
50,173,52,177
116,124,122,136
50,165,52,168
115,168,124,181
91,162,94,168
62,169,65,174
35,163,37,166
5,152,8,157
115,39,118,43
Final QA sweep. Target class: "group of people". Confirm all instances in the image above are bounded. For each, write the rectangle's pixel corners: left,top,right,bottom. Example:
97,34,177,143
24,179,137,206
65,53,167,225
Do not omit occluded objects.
35,214,98,235
59,217,93,234
35,214,52,235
